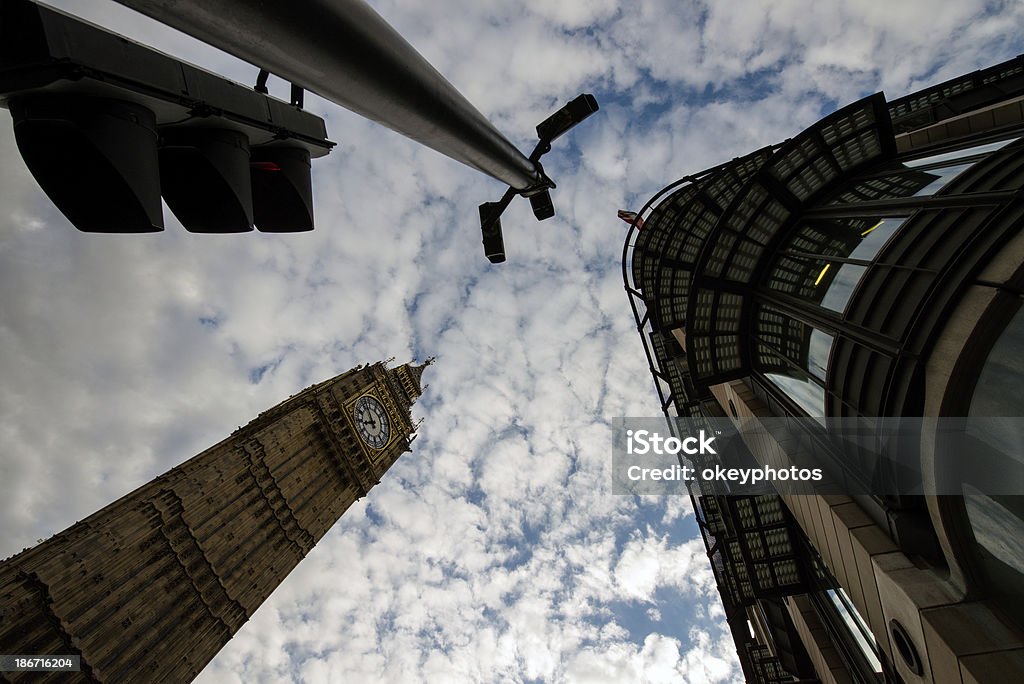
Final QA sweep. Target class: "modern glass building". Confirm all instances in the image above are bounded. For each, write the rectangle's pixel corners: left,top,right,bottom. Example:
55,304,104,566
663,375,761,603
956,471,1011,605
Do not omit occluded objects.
623,56,1024,683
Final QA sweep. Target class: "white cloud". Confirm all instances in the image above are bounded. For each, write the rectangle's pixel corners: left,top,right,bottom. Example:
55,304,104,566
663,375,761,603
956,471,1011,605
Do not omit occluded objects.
1,1,1022,682
613,532,715,602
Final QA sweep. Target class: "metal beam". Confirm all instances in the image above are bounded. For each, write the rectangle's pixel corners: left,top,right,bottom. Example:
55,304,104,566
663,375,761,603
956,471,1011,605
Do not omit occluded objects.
112,0,544,190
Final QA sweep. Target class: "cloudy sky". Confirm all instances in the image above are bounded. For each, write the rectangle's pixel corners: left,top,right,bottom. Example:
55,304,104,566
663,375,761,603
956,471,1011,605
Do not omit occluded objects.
1,1,1023,682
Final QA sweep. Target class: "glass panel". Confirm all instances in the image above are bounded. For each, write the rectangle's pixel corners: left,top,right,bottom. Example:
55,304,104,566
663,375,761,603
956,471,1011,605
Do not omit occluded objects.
759,339,825,420
968,304,1024,462
827,588,884,675
965,303,1024,629
767,257,865,313
828,170,939,204
757,307,834,397
827,162,972,201
788,219,870,257
847,217,905,260
903,137,1017,167
764,369,825,420
821,263,866,313
808,328,833,381
768,217,903,313
827,135,1019,205
961,483,1024,633
963,485,1024,577
969,304,1024,418
910,162,973,196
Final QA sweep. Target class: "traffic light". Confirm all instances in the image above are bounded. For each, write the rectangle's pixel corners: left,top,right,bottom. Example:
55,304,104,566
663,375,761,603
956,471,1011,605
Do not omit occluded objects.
250,146,315,232
535,94,599,145
9,95,164,232
0,0,333,233
479,201,506,264
159,127,254,233
476,94,598,262
528,189,554,221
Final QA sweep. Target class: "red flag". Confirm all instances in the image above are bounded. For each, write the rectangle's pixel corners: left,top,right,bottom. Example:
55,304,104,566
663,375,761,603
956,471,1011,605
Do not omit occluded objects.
617,209,643,229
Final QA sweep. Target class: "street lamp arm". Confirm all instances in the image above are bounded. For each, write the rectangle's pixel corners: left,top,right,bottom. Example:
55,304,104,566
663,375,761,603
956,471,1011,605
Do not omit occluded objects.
112,0,544,190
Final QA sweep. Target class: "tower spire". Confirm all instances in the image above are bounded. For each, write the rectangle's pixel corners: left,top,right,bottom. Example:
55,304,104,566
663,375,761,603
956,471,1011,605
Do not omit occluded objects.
386,358,433,406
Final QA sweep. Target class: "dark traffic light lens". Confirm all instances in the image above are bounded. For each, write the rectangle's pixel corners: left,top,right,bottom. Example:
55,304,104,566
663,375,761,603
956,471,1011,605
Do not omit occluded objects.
159,127,254,233
250,146,314,232
479,201,506,263
10,96,163,232
529,189,555,221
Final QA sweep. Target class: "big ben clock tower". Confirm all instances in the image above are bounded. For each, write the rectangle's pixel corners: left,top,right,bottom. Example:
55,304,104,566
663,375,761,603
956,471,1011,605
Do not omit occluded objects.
0,358,432,683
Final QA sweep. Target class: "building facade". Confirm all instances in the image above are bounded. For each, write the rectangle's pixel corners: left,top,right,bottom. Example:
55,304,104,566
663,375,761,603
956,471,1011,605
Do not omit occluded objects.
623,57,1024,683
0,359,430,682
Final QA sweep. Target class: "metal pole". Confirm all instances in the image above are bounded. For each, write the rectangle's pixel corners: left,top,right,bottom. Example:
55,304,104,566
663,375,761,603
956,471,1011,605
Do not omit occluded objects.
111,0,544,190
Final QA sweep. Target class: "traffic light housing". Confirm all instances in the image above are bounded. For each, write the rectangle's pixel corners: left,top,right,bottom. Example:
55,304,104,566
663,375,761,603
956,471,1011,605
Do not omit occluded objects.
10,95,163,232
250,146,315,232
535,94,599,145
159,127,254,233
0,0,333,233
476,93,598,262
528,189,554,221
479,202,506,264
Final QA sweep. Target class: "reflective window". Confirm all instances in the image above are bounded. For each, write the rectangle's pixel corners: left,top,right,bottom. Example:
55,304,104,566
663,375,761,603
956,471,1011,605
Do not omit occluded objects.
965,303,1024,628
808,328,832,381
969,303,1024,418
820,263,867,313
963,485,1024,577
827,137,1018,205
764,366,825,420
903,137,1017,168
829,171,937,204
832,163,970,202
767,217,907,314
827,588,884,676
848,218,904,260
755,307,832,419
910,163,973,196
768,257,865,314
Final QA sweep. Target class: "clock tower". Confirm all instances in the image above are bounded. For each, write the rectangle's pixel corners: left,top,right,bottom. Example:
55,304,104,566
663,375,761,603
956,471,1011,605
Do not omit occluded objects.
0,358,431,682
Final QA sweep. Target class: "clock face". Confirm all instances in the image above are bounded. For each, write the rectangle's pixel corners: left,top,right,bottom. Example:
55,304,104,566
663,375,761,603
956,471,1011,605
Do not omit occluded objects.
353,395,390,449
